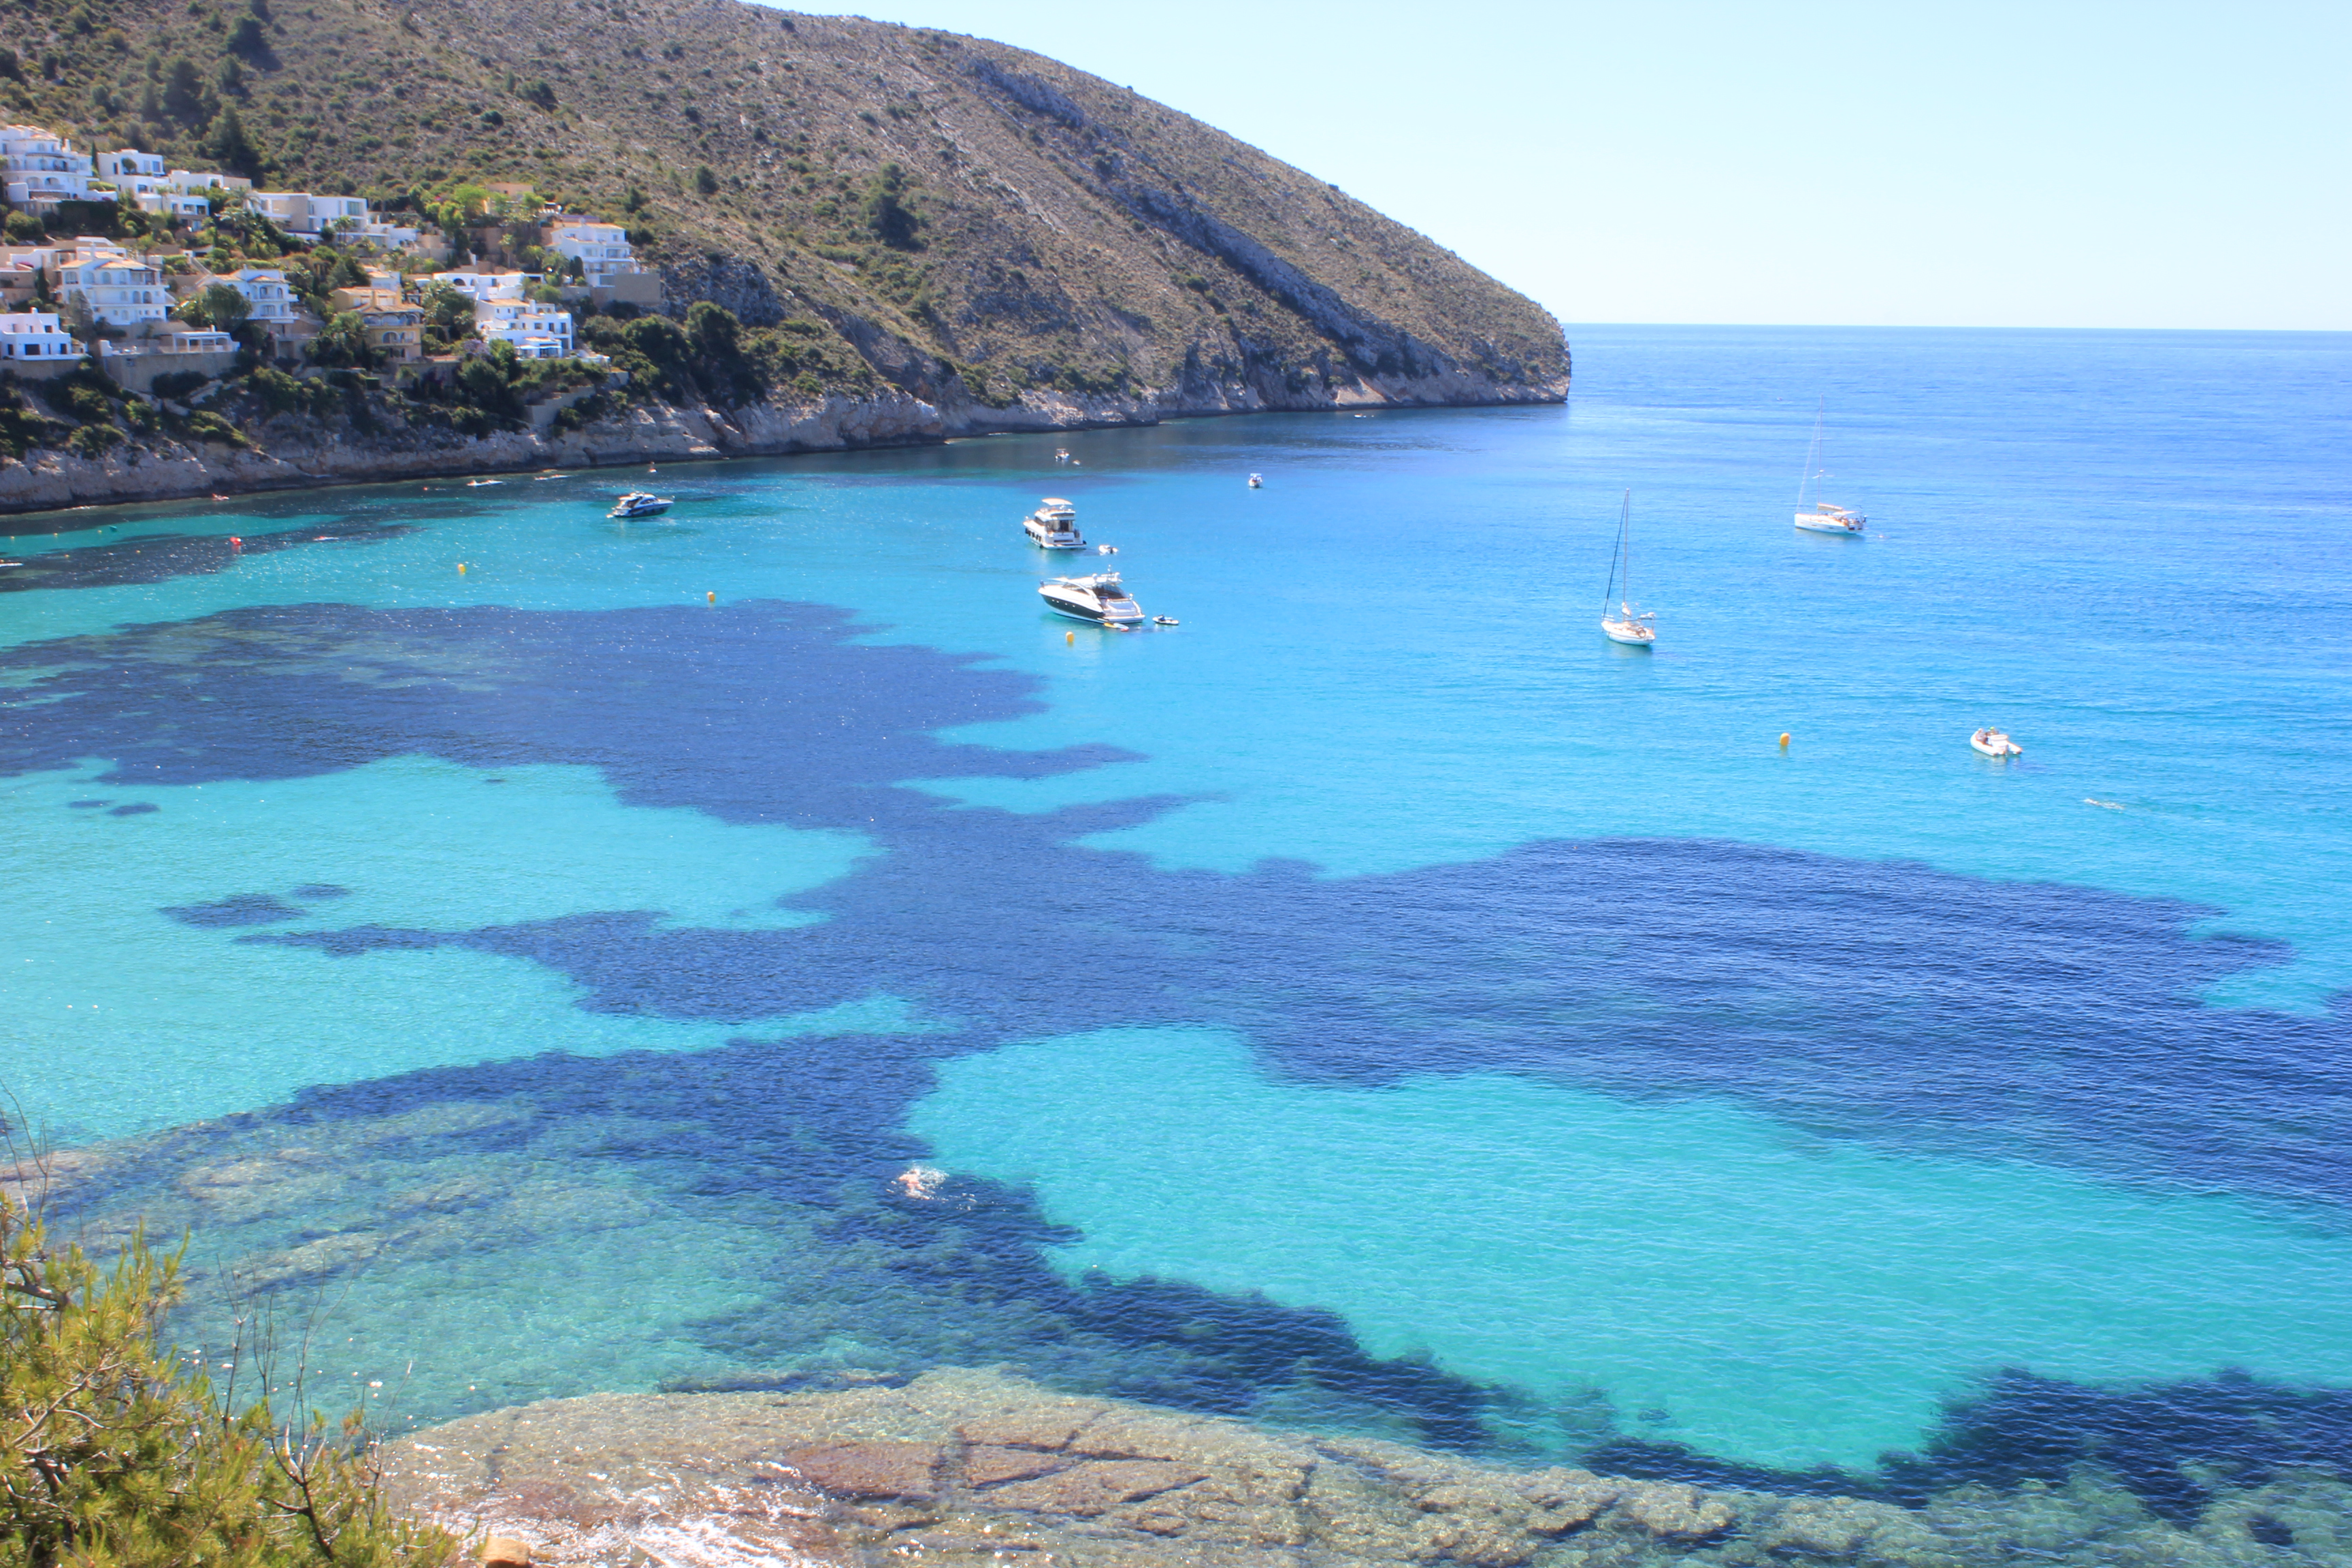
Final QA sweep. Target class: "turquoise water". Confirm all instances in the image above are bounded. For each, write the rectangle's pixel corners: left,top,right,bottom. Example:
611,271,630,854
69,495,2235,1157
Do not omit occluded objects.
4,326,2349,1488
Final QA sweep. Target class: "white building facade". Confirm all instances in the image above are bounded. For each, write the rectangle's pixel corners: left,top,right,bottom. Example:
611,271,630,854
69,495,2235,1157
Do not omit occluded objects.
248,192,372,235
0,311,84,361
224,266,294,325
54,246,168,329
476,298,575,356
1,125,96,210
545,218,638,284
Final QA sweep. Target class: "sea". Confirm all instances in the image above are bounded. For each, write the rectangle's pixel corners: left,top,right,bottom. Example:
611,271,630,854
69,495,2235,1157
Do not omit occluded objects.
3,325,2349,1532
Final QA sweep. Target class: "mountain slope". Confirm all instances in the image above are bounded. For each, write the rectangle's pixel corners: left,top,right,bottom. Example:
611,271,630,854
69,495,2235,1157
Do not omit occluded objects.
5,0,1567,421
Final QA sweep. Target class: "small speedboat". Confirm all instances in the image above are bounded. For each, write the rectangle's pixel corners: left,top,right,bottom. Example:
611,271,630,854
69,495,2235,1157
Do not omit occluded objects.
468,478,503,488
1154,615,1179,627
1247,473,1263,489
610,491,674,519
1971,727,2023,758
1054,448,1071,464
1040,572,1145,627
1024,497,1085,549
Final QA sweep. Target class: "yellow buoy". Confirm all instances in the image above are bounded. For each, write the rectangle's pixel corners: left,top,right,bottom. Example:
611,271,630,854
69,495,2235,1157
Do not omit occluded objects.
457,563,468,574
706,591,716,603
1066,630,1075,644
1779,732,1791,748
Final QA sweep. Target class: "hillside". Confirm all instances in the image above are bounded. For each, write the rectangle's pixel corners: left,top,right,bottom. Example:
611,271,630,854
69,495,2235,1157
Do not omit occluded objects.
1,0,1568,422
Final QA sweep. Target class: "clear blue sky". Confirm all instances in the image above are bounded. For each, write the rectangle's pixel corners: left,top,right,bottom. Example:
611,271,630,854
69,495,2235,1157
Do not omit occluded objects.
773,1,2347,330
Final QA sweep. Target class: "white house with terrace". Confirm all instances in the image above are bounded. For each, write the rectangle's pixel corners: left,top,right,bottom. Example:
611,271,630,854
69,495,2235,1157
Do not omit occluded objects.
544,216,639,284
1,125,97,210
0,311,84,362
476,297,575,357
222,266,295,326
248,191,371,236
53,242,169,329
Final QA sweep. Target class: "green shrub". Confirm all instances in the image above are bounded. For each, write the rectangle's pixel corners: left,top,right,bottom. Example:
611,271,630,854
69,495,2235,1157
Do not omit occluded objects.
183,410,248,446
0,393,54,459
1,1190,457,1567
150,369,213,402
66,421,123,457
693,166,719,196
66,383,116,424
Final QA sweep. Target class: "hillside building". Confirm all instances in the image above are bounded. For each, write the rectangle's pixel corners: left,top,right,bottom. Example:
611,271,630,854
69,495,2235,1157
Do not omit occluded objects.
54,243,169,329
223,266,295,327
545,217,637,284
329,285,423,361
1,125,97,210
0,311,84,361
248,192,372,236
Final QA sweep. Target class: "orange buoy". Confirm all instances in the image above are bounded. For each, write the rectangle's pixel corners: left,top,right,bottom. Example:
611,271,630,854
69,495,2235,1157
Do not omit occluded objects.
706,591,716,603
457,563,468,574
1779,732,1791,748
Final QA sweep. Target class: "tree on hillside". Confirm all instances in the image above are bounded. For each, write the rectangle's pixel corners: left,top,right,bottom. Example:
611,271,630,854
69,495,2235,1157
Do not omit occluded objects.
308,310,378,369
0,1185,457,1567
212,105,261,181
864,163,921,250
177,282,252,334
163,55,208,125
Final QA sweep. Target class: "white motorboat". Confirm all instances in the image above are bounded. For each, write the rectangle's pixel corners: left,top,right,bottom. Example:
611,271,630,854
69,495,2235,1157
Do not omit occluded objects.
468,478,503,488
1039,572,1145,627
1024,497,1086,549
1054,448,1071,464
1793,402,1866,535
1247,472,1263,489
1599,491,1656,647
1971,727,2023,759
610,491,674,519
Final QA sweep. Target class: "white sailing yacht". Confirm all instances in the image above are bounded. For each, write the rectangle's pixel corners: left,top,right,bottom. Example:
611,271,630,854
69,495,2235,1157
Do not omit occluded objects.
1793,402,1867,535
1600,491,1656,646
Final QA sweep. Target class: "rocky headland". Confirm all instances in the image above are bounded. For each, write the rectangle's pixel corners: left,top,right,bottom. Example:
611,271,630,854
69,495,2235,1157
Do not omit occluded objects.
1,0,1569,517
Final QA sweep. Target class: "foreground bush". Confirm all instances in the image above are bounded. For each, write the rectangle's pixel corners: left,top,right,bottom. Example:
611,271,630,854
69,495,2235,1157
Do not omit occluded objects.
1,1189,457,1568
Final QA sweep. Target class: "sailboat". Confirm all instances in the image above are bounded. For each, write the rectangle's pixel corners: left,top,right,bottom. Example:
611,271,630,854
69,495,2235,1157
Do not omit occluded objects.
1600,491,1656,646
1793,402,1867,536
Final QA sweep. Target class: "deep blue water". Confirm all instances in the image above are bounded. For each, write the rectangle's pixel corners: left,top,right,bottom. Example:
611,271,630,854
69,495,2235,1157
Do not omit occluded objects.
3,327,2349,1498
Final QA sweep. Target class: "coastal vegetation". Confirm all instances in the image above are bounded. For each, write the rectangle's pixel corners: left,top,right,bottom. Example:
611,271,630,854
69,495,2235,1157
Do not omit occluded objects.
0,1183,453,1567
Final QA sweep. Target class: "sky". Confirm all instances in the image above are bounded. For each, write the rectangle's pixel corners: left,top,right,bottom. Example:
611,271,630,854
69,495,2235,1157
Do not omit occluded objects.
771,1,2349,331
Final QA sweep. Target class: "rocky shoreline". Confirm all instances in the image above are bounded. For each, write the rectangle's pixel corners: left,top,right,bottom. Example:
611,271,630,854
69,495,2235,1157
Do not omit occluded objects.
0,371,1563,521
378,1368,2352,1568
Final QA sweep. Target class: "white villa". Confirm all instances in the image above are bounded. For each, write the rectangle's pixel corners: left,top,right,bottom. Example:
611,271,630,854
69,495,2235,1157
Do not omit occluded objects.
438,270,538,301
248,191,371,235
94,149,216,221
545,216,638,284
54,242,169,329
223,266,295,325
1,125,97,210
0,311,84,361
476,298,575,357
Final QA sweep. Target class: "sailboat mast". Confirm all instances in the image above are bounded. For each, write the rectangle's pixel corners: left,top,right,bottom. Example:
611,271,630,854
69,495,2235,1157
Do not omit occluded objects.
1799,399,1825,508
1601,506,1621,618
1620,491,1631,610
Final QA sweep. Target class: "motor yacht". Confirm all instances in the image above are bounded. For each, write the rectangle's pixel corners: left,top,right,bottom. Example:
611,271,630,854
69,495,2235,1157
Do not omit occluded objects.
1971,727,2023,759
1247,473,1263,489
610,491,674,519
1024,497,1086,549
1039,572,1145,627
